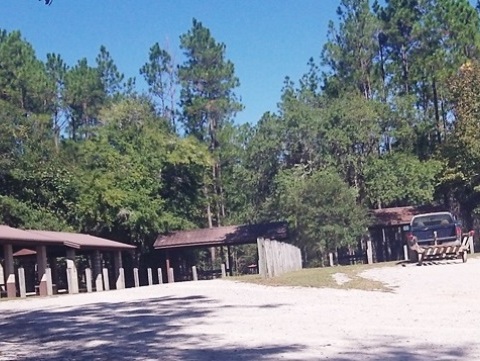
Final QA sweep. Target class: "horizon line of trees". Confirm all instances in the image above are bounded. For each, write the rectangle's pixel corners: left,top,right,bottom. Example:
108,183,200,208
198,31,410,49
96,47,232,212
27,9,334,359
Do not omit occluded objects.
4,0,480,267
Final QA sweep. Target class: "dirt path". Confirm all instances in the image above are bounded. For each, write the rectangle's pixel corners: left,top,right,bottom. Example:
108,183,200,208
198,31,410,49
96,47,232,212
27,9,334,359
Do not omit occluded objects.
1,258,479,360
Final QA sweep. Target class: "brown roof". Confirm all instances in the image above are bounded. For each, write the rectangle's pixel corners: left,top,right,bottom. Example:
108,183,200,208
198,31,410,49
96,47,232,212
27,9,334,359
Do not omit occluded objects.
0,225,62,245
0,225,135,251
154,222,288,250
370,205,449,227
28,230,136,251
13,248,37,257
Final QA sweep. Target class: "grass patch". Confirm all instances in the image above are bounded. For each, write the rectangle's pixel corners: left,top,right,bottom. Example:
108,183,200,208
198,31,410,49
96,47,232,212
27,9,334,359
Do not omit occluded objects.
231,261,399,292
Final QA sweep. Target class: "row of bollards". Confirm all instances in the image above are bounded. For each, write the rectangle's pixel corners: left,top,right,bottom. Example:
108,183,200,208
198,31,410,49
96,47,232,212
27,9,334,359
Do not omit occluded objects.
13,263,228,299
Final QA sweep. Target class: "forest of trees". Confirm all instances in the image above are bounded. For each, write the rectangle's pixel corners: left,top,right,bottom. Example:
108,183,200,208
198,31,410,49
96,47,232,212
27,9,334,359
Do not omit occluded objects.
4,0,480,267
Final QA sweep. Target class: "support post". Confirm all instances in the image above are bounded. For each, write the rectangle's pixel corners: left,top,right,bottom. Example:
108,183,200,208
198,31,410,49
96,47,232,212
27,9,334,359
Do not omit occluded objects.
113,251,124,289
403,245,409,261
102,268,110,291
4,244,16,298
36,245,48,296
221,263,227,278
192,266,198,281
147,268,153,286
227,246,232,276
328,252,334,267
157,268,163,284
133,268,139,287
18,267,26,298
66,248,79,294
167,267,174,283
367,239,373,265
46,268,53,296
85,268,93,293
92,250,103,292
0,262,4,296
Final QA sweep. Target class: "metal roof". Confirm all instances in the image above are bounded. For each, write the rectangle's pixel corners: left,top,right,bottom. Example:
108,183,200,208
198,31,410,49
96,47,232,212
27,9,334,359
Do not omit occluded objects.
28,230,136,251
0,225,62,245
154,222,288,250
0,225,136,251
370,205,449,227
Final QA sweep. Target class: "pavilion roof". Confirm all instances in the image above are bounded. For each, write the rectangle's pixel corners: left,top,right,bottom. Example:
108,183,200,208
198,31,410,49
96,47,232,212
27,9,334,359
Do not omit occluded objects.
154,221,288,250
0,225,135,251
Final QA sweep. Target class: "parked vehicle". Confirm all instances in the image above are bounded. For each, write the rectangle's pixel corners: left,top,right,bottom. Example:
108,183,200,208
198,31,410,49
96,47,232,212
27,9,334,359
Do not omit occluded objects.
405,211,471,264
408,212,462,247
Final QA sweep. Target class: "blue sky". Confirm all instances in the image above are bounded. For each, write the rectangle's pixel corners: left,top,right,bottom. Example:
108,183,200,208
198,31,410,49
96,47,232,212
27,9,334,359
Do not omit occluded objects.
1,1,339,124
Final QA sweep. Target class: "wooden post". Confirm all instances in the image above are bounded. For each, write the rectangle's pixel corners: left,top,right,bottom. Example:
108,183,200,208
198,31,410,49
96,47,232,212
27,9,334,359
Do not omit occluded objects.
133,268,139,287
92,250,104,292
102,268,110,291
113,251,124,289
18,267,26,298
4,244,15,298
66,248,79,294
85,268,93,293
192,266,198,281
157,268,163,284
36,245,48,296
367,239,373,265
147,268,153,286
227,246,233,276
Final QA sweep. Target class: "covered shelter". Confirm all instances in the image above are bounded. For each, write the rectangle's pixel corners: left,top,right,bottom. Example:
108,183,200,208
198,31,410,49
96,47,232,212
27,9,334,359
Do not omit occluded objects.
0,225,135,298
368,205,448,262
154,222,288,280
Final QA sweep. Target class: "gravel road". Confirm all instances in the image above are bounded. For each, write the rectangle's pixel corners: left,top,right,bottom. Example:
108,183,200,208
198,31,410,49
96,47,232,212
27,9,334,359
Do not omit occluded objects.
1,257,479,361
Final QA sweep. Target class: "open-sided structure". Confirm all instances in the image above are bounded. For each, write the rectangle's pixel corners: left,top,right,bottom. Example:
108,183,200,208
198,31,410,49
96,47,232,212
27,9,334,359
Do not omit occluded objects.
0,225,135,298
154,222,288,279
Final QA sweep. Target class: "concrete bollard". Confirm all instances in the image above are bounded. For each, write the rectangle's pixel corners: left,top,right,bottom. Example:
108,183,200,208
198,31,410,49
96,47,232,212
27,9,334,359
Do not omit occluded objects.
102,268,110,291
18,267,26,298
221,264,227,278
328,252,334,267
157,268,163,284
67,268,74,294
192,266,198,281
147,268,153,286
134,268,139,287
403,245,409,261
95,272,104,292
85,268,93,293
46,268,53,296
167,267,174,283
116,268,125,290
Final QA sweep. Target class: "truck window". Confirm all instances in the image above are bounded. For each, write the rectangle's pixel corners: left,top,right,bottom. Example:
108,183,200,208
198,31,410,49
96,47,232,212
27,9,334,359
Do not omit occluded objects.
412,214,454,227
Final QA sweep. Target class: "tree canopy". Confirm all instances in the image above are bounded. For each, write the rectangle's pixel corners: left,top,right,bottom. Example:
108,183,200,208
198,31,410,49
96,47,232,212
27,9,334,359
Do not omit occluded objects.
6,0,480,266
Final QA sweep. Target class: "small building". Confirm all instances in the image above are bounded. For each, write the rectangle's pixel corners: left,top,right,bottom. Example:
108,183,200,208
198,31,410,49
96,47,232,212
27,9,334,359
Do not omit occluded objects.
368,205,448,262
153,222,288,280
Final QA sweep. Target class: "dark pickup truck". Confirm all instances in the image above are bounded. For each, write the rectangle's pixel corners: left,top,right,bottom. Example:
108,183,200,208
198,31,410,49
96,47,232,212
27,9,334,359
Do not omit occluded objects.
407,211,462,246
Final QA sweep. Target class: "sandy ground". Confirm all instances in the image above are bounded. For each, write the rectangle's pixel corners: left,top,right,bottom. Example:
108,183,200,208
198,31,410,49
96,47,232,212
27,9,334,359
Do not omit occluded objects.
1,258,480,361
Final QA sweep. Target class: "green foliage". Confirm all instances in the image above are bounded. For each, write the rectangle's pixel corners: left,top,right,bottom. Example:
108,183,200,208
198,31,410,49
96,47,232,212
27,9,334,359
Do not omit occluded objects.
364,152,442,208
267,166,369,265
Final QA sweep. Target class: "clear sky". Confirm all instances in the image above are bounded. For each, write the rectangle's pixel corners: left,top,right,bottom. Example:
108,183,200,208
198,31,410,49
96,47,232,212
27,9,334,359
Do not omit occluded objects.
1,1,339,125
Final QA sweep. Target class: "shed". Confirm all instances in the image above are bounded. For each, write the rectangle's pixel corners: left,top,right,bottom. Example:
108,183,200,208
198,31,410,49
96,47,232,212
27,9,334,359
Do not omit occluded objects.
368,205,448,262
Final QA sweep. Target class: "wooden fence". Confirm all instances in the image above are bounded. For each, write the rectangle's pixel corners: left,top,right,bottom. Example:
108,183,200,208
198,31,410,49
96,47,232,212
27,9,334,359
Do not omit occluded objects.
257,238,302,278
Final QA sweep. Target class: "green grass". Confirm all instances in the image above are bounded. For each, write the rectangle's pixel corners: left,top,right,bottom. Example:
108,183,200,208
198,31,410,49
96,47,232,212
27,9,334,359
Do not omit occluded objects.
231,261,400,292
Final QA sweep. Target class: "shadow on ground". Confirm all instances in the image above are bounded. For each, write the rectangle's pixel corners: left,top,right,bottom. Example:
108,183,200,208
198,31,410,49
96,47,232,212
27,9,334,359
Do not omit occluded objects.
0,292,474,360
0,294,301,361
